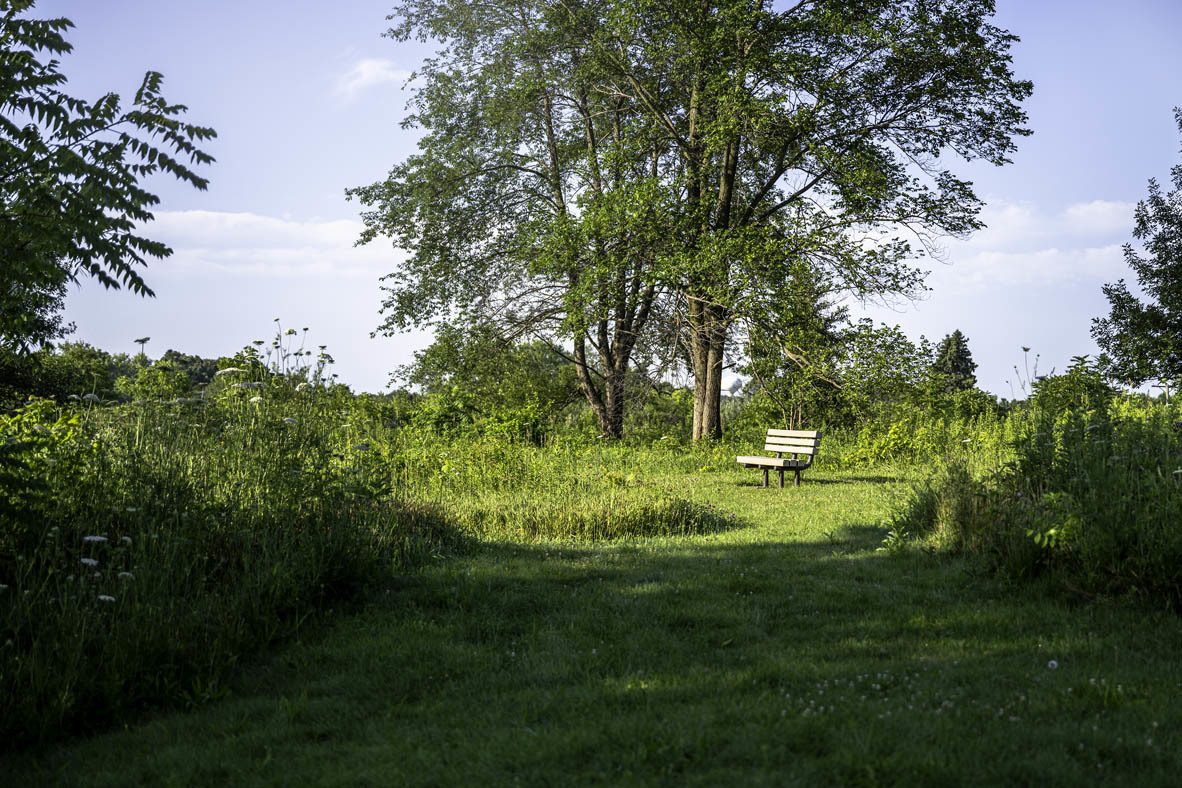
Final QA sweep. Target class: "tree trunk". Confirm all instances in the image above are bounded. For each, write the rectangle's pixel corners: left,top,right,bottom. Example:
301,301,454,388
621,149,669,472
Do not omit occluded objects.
689,298,726,441
603,369,626,439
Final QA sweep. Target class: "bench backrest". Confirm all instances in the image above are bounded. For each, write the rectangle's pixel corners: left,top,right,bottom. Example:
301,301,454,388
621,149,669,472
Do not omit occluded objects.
765,428,821,457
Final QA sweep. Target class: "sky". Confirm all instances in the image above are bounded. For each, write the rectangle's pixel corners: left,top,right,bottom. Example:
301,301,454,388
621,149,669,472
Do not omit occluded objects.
44,0,1182,398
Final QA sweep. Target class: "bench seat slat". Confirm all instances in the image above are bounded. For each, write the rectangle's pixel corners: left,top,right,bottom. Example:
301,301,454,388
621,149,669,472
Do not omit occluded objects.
737,455,811,469
766,429,821,439
763,443,818,455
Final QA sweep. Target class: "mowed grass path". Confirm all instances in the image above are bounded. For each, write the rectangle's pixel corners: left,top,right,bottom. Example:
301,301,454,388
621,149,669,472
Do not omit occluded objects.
7,467,1182,786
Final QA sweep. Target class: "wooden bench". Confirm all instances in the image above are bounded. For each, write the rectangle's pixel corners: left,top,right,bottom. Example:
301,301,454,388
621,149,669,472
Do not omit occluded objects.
737,429,821,488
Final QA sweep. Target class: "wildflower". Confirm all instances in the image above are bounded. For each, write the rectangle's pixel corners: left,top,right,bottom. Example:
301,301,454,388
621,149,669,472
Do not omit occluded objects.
283,417,298,425
118,572,133,580
80,558,99,567
249,396,262,403
98,595,115,603
83,535,108,543
82,393,100,403
296,382,311,392
215,367,245,376
121,536,132,545
0,584,7,590
1048,660,1059,670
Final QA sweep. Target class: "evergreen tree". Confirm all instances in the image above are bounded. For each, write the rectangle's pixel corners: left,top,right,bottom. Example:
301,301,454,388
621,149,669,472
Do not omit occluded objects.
1092,108,1182,386
932,330,977,392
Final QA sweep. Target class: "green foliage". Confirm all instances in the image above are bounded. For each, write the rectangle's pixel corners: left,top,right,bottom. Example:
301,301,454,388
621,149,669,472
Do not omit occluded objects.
0,385,461,748
114,363,191,401
838,320,936,424
0,0,215,351
1030,355,1115,417
740,261,847,429
401,325,582,442
931,330,978,393
0,341,139,409
1093,108,1182,386
896,396,1182,608
158,349,219,388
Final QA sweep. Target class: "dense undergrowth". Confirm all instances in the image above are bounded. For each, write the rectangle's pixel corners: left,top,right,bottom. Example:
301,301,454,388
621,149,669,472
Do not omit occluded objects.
893,396,1182,608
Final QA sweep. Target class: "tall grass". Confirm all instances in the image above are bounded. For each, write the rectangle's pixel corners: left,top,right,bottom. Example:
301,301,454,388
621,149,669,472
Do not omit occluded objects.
0,384,744,748
0,385,459,748
893,396,1182,607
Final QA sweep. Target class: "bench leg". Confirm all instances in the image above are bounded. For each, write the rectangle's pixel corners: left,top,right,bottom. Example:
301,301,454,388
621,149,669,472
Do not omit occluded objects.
761,468,769,488
794,469,802,487
778,469,785,488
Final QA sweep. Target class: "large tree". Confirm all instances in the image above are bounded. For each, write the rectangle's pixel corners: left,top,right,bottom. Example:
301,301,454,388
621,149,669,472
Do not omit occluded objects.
349,0,676,438
354,0,1030,438
1092,109,1182,387
590,0,1029,438
0,0,215,353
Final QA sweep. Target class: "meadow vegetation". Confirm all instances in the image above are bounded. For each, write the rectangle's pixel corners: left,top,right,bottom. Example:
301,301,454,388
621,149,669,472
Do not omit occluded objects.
3,332,1181,783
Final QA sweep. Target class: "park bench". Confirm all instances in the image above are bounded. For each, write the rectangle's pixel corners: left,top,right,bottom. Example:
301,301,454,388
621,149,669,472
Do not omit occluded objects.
736,429,821,488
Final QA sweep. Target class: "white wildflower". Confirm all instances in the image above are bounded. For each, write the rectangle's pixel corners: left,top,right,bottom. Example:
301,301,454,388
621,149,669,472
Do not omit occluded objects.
121,536,132,545
0,584,7,590
97,595,115,603
249,396,262,403
283,417,298,425
83,535,108,544
215,367,245,376
118,572,133,580
80,558,99,567
1048,660,1059,670
82,393,100,403
296,382,311,392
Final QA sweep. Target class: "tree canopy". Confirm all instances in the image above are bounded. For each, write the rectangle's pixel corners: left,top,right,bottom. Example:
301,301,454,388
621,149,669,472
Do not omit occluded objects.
352,0,1030,438
0,0,215,353
1092,108,1182,387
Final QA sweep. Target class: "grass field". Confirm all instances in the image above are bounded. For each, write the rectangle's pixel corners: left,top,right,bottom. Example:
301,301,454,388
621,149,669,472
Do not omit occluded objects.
6,462,1181,787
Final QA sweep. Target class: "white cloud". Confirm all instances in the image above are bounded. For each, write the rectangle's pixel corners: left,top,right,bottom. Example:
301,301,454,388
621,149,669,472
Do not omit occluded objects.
148,210,402,278
335,58,410,101
963,198,1135,251
933,244,1126,294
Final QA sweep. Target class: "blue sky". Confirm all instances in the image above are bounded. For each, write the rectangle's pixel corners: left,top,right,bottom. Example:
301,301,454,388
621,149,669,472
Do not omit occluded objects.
47,0,1182,397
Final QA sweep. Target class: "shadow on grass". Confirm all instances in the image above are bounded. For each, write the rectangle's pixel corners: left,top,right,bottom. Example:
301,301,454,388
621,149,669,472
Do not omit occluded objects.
16,531,1182,786
732,474,905,488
